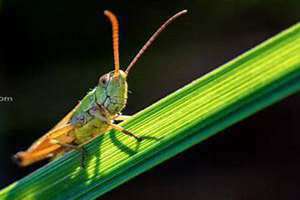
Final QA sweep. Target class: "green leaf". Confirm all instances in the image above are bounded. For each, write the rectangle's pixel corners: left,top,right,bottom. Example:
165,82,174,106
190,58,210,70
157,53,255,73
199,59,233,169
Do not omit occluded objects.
1,23,300,200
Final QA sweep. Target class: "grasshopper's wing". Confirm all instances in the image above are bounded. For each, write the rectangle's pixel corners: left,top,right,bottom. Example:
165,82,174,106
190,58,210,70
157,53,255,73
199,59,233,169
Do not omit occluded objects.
28,103,80,151
14,125,75,166
52,103,80,130
15,105,79,167
28,124,75,152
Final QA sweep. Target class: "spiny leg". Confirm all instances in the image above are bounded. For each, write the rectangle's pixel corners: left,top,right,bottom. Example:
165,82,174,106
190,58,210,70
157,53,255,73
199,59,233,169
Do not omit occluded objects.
89,106,142,141
109,123,143,142
50,139,87,168
114,115,163,141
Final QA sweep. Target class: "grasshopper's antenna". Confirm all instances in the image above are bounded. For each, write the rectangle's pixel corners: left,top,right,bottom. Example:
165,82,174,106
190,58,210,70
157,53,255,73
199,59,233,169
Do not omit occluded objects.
104,10,120,79
125,10,188,75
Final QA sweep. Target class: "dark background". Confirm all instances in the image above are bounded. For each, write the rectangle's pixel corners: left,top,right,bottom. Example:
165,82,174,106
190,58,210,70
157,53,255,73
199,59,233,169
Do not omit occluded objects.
1,0,300,199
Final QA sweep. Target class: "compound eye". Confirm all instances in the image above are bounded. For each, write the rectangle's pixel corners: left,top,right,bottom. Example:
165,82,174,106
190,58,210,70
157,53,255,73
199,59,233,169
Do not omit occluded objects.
99,74,110,86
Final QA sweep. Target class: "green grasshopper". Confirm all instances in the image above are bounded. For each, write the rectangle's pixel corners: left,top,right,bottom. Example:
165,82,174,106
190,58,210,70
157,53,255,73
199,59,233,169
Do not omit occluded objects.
14,10,187,167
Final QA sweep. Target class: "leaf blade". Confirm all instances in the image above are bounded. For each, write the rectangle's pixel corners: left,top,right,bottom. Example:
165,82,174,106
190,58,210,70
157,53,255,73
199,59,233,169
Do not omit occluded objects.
1,23,300,200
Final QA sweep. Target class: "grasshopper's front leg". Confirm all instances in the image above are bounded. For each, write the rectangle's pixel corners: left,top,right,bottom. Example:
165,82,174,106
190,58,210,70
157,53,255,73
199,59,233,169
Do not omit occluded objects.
89,106,142,142
109,123,143,142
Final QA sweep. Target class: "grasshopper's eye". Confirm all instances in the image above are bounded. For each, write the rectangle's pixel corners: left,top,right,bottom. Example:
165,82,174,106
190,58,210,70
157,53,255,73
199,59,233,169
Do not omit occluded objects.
99,74,110,86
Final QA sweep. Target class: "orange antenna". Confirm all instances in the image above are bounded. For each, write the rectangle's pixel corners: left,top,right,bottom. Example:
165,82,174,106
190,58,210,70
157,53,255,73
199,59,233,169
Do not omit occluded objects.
125,10,188,75
104,10,120,78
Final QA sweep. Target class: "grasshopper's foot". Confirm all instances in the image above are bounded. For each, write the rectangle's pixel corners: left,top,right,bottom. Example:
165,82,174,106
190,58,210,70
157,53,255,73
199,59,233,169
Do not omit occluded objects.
136,137,143,142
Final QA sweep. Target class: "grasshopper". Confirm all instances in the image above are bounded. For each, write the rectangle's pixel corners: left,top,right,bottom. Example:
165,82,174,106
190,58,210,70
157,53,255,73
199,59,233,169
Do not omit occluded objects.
14,10,187,167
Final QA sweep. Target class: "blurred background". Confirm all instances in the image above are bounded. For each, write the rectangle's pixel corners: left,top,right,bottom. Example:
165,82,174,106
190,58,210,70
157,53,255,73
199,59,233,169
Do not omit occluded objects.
0,0,300,199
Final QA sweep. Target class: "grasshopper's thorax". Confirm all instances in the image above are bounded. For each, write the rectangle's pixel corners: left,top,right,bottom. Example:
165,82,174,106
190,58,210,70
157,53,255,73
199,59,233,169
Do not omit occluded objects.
95,70,128,115
70,70,128,126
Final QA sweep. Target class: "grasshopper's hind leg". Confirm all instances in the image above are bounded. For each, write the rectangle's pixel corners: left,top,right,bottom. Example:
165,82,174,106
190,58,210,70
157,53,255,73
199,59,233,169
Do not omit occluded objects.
50,139,87,168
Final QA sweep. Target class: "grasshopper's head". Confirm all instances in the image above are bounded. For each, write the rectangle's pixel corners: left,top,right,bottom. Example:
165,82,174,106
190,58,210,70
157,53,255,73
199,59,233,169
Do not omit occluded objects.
95,69,128,115
99,10,187,115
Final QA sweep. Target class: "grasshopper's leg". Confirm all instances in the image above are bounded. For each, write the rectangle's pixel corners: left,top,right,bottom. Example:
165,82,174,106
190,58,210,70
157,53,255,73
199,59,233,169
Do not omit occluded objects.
114,115,131,121
89,106,142,141
50,139,87,168
109,123,143,142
